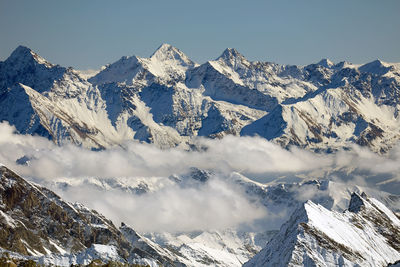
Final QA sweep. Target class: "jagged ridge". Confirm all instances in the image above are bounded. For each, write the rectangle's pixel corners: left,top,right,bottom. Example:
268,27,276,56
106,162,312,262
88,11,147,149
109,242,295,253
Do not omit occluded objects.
244,192,400,267
1,45,400,152
0,165,185,266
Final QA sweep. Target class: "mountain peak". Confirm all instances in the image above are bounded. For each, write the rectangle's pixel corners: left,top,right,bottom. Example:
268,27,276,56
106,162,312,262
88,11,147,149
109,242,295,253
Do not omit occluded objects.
12,45,32,55
8,45,34,61
7,45,54,68
217,48,249,66
317,58,334,68
150,43,193,66
153,43,176,53
348,192,368,213
359,59,393,75
221,47,241,57
91,44,194,85
219,48,244,60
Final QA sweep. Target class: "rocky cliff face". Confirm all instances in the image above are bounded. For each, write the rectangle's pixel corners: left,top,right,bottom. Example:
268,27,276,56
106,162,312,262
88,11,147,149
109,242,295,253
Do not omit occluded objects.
0,165,185,266
1,45,400,152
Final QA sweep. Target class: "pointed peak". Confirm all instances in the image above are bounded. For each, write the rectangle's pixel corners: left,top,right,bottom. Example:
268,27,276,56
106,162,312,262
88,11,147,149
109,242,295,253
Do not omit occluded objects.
348,192,368,213
153,43,176,53
9,45,33,59
335,61,350,68
218,48,245,60
150,43,193,64
372,59,385,65
185,167,213,183
14,45,32,53
318,58,334,68
217,48,249,67
7,45,54,67
221,47,241,56
290,200,317,221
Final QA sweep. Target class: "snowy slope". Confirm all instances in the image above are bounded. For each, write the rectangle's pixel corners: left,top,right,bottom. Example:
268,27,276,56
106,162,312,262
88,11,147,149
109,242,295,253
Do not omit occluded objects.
144,229,275,267
244,192,400,267
2,45,400,151
0,47,134,148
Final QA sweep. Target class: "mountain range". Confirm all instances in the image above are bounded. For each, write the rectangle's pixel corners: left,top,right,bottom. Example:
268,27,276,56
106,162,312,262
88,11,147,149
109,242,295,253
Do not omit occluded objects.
1,45,400,266
1,44,400,152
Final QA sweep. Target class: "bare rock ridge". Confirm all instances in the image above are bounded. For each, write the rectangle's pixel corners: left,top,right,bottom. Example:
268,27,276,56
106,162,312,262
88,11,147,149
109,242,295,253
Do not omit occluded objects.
1,45,400,152
0,165,185,266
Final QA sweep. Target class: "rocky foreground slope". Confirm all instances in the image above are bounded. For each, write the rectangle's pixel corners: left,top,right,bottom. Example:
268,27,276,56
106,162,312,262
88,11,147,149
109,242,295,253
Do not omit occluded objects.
0,165,186,266
1,44,400,152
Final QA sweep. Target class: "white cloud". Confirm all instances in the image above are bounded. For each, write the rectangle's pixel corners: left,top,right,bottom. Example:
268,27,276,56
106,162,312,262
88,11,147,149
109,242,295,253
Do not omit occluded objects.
0,122,399,232
0,122,334,181
58,177,267,233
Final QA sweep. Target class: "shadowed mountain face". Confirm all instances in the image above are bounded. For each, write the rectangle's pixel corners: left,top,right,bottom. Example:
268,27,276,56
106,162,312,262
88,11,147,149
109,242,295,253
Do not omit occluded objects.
1,45,400,152
0,165,186,266
0,166,126,256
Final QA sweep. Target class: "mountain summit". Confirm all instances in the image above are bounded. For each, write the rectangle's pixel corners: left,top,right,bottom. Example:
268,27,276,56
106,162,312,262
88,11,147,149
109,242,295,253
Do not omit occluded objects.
317,58,334,68
90,43,195,87
1,45,400,152
6,45,54,68
217,47,250,67
359,59,394,75
150,43,194,67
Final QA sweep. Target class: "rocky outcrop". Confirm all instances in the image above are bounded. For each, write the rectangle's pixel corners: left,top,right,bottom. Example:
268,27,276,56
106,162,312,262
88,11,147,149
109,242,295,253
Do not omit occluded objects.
0,165,185,266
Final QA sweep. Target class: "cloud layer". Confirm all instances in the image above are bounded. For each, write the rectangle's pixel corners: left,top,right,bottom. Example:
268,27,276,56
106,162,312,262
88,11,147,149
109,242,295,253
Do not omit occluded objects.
59,177,267,232
0,122,399,232
0,122,333,180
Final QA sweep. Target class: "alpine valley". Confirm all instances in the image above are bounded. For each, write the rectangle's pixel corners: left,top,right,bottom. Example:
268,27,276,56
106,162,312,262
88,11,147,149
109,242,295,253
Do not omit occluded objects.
1,44,400,266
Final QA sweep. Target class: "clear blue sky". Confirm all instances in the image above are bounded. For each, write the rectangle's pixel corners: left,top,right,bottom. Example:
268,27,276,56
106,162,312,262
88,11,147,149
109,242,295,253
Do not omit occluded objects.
1,0,399,70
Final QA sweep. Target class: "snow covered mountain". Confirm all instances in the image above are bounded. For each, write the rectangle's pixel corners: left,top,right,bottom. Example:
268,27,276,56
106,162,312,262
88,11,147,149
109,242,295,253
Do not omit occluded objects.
244,192,400,267
1,45,400,152
2,44,400,267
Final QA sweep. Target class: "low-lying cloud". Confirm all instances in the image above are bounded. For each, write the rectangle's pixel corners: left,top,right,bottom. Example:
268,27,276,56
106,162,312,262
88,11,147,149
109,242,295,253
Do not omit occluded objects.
59,177,267,232
0,122,399,232
0,122,332,180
